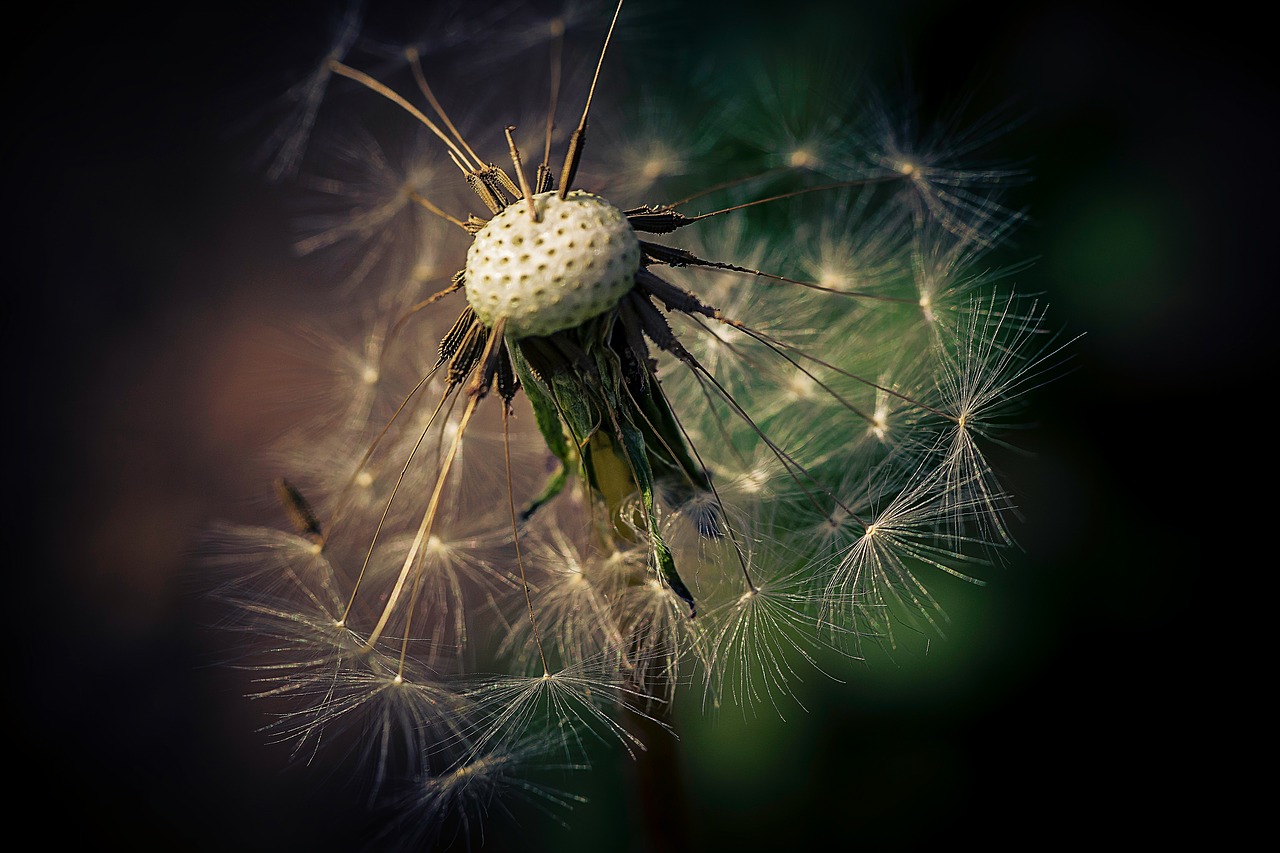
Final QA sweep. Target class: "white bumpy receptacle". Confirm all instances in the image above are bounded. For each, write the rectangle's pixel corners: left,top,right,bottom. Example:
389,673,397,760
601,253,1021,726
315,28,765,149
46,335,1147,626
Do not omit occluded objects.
465,190,641,339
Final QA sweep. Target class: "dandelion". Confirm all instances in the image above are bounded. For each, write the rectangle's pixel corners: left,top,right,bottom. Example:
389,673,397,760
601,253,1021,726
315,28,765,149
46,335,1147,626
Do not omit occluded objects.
204,0,1072,845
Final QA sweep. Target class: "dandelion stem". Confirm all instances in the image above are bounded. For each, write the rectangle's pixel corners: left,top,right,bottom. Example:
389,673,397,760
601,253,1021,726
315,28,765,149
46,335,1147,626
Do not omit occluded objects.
622,704,693,853
446,149,471,178
393,365,487,671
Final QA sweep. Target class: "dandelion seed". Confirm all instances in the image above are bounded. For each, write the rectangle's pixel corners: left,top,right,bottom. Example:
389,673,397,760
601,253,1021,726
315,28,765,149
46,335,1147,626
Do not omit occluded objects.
291,125,458,295
854,87,1031,246
822,461,990,650
384,732,587,851
257,0,365,182
702,530,842,719
460,654,660,760
720,38,864,181
929,293,1077,545
497,527,628,671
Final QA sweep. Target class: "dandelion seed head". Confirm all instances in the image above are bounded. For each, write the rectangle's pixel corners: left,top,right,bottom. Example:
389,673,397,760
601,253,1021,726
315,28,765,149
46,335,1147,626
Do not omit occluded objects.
858,91,1031,247
207,0,1070,837
291,125,458,296
387,731,586,851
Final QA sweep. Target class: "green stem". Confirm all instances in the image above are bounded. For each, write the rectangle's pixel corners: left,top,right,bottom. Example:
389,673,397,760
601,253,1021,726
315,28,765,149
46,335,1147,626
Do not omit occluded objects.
592,437,695,852
622,701,693,853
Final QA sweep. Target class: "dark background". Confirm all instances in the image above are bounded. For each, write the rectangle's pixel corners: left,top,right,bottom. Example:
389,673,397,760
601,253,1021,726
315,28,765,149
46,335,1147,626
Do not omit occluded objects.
10,1,1263,849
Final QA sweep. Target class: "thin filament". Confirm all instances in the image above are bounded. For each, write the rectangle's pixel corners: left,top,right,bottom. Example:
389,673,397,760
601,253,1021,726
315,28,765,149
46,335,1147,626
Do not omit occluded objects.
504,407,551,675
341,389,452,626
406,47,484,169
329,60,476,171
365,393,481,649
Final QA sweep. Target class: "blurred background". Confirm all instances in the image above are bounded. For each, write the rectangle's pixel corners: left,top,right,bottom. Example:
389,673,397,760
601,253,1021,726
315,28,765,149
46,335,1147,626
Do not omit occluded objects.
11,0,1262,849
